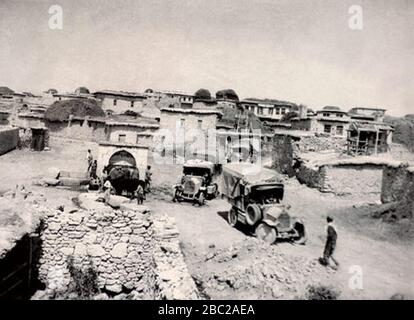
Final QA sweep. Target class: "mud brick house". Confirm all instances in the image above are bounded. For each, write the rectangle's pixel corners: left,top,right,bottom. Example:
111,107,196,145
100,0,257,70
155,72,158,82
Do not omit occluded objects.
348,107,386,122
94,90,146,115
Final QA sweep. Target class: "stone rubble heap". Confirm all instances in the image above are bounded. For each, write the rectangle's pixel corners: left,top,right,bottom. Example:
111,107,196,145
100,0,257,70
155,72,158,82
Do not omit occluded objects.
39,205,198,299
193,238,335,300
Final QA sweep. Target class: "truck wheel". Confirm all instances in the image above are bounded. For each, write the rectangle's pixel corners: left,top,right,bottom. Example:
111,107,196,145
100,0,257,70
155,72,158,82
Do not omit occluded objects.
256,223,277,244
227,207,238,227
198,192,205,206
246,204,262,226
213,183,219,198
293,222,307,245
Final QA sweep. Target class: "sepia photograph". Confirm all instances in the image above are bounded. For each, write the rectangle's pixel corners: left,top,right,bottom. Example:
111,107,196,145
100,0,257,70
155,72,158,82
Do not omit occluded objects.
0,0,413,307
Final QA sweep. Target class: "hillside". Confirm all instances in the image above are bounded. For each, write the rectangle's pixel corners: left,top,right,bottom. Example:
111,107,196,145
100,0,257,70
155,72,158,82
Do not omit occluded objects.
385,115,414,151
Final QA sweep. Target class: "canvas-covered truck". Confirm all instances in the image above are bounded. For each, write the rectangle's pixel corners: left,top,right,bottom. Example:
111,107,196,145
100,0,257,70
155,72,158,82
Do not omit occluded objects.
172,159,219,205
221,163,307,244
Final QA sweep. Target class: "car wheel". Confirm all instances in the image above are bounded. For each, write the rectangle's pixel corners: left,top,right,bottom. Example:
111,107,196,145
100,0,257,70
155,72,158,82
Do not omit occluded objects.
227,207,238,227
255,223,277,244
293,222,307,245
198,192,205,206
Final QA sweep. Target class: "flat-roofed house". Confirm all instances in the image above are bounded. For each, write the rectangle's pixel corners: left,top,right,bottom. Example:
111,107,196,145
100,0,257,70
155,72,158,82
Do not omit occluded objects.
239,99,295,122
94,90,146,115
348,107,386,122
314,106,351,137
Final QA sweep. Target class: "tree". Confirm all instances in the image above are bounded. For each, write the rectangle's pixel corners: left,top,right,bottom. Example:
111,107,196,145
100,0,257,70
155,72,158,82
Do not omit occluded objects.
281,111,299,122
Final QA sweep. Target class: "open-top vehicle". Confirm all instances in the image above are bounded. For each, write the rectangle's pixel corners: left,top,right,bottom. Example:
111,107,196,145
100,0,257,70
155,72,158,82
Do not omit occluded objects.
172,159,219,205
221,163,307,244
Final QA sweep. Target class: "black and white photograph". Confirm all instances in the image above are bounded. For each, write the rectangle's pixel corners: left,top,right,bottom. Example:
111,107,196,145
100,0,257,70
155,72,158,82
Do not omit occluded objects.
0,0,413,306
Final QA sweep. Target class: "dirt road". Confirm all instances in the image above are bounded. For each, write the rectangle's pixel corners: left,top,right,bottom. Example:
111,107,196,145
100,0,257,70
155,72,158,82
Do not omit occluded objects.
147,178,414,299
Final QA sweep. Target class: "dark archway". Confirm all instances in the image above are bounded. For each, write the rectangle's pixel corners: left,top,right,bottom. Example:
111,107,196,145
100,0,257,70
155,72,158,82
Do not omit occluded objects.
108,150,136,167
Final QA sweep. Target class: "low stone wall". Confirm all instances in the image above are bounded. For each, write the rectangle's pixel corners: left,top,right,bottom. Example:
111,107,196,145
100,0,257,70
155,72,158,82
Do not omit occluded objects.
0,127,19,155
38,206,198,299
297,162,384,198
323,164,384,196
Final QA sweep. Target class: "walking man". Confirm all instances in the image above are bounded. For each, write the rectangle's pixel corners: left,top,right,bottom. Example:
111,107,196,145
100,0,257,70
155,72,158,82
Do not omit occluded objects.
319,216,339,269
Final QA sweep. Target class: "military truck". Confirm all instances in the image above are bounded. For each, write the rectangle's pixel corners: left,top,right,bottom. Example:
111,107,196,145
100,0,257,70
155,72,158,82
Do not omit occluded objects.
221,163,307,244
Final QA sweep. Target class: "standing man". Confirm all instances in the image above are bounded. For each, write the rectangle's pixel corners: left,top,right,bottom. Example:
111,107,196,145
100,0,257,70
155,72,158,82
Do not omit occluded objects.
319,216,339,269
86,149,93,173
135,181,145,205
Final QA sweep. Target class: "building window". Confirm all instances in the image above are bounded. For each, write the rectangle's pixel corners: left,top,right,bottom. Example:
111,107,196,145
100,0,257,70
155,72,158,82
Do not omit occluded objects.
336,126,343,135
197,119,203,129
268,108,273,115
324,125,332,133
113,99,117,106
131,101,134,108
323,112,330,117
281,108,286,115
118,134,126,142
180,118,185,128
276,108,280,115
336,113,343,117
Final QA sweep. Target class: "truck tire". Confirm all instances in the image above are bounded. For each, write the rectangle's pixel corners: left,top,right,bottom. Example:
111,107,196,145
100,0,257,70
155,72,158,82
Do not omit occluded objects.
293,222,307,245
255,223,277,244
227,207,238,227
246,204,262,226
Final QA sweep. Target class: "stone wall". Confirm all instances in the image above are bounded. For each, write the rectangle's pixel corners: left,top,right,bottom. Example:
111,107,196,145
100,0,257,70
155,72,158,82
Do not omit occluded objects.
322,164,384,197
0,127,19,155
47,120,106,142
38,206,198,299
381,165,414,219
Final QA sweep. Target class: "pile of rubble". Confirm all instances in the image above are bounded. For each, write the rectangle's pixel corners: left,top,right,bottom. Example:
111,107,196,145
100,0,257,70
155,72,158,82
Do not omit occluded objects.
192,238,334,299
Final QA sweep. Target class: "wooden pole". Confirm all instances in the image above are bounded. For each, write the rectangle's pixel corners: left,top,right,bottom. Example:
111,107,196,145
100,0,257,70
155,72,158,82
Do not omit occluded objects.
374,129,379,155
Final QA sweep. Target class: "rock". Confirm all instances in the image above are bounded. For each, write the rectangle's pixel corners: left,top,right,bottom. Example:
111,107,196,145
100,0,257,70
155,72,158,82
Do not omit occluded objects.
130,235,145,244
87,244,106,257
94,293,109,300
110,243,128,258
105,284,123,294
74,243,87,256
59,247,74,256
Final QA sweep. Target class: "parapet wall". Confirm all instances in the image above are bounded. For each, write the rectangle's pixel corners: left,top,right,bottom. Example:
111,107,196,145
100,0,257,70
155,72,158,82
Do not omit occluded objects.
39,206,198,299
0,127,19,155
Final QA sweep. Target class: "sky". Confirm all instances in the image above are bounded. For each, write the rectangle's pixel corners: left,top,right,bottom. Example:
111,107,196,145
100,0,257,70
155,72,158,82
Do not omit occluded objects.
0,0,413,116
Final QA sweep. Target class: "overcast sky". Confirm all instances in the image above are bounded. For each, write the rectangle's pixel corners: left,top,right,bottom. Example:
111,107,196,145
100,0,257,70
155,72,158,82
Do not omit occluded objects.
0,0,412,116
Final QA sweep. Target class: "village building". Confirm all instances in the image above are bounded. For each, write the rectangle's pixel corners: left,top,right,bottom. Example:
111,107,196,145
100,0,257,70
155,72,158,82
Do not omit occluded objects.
313,106,351,137
105,117,160,147
93,90,146,114
215,89,239,110
348,107,386,122
239,99,295,123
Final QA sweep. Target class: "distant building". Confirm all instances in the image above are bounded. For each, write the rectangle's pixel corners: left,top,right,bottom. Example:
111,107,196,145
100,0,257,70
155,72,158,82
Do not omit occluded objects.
159,107,222,142
239,99,295,122
94,90,146,114
314,106,351,137
105,117,160,147
144,89,194,108
348,107,386,122
347,122,394,155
